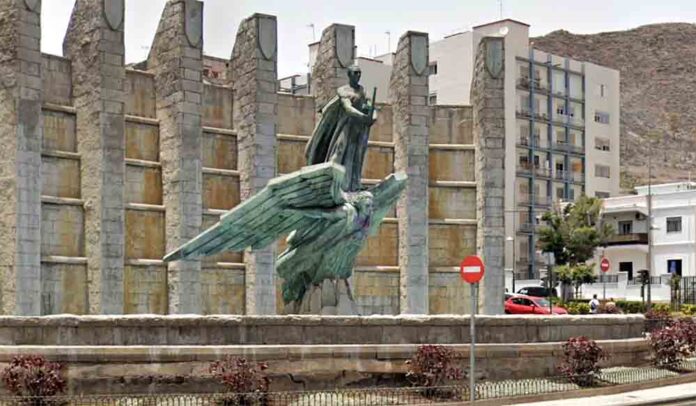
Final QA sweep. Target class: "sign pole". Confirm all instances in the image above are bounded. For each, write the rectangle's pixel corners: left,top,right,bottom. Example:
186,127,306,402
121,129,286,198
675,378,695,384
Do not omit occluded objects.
460,255,484,404
470,282,476,404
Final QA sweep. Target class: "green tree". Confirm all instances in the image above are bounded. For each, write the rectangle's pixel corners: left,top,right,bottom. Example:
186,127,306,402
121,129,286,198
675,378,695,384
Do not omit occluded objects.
538,195,613,300
538,195,613,267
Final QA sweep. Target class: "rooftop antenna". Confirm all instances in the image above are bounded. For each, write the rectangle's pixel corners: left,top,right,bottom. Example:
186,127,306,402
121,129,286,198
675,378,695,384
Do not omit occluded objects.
307,23,316,41
498,0,503,19
385,31,391,53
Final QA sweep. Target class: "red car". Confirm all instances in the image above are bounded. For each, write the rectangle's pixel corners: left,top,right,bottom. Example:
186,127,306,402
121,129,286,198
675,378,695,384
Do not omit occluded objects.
504,295,568,315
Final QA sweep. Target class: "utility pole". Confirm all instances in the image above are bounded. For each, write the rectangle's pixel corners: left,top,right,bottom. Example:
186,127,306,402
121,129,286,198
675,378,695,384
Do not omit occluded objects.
308,23,315,41
647,135,653,311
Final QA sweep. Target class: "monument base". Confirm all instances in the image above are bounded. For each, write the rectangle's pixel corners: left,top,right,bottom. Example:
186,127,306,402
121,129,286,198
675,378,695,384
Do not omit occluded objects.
284,278,359,315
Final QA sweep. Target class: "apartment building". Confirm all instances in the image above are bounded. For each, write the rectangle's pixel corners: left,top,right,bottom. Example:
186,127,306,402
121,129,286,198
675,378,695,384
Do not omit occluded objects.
602,182,696,280
430,19,620,280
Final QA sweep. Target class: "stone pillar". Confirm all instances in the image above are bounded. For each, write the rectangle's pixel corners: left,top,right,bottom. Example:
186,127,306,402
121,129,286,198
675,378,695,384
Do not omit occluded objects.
390,32,430,315
471,37,505,315
148,0,203,314
230,14,278,315
310,24,355,109
63,0,126,314
0,0,43,315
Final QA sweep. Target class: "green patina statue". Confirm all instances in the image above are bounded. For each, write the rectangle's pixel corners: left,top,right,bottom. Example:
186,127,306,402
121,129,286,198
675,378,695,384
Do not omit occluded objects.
306,65,377,192
164,67,403,314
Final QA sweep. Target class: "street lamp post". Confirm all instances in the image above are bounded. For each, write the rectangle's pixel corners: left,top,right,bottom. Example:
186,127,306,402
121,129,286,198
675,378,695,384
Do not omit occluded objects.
506,236,515,292
647,135,653,311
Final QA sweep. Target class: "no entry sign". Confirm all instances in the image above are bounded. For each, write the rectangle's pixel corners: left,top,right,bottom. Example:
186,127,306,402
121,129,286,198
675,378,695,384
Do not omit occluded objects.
600,257,610,273
460,255,485,284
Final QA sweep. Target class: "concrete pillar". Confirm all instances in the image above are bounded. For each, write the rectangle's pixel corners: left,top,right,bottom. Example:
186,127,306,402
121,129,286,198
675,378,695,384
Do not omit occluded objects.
310,24,355,109
0,0,43,315
148,0,203,314
63,0,126,314
230,14,278,315
390,32,430,314
472,37,506,315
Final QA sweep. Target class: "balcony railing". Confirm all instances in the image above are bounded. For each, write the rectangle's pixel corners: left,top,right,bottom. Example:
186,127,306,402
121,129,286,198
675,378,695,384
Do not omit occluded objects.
535,167,551,178
535,195,552,206
518,223,535,233
517,77,548,93
553,141,584,154
554,170,568,181
607,232,648,246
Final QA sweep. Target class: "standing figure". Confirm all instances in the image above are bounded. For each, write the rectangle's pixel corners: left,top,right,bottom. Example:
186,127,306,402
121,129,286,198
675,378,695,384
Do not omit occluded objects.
305,65,377,192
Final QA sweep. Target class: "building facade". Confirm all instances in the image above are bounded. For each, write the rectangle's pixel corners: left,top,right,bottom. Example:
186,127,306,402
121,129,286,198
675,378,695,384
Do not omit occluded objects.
431,19,621,281
603,182,696,280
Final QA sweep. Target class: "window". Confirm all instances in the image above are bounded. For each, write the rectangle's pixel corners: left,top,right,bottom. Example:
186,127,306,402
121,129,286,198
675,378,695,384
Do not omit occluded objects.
599,84,606,98
428,94,437,105
556,105,566,115
428,62,438,75
595,137,611,151
668,259,683,276
594,111,610,124
595,164,610,178
556,187,565,200
595,191,610,198
568,188,576,200
620,262,633,280
618,220,633,235
667,217,682,233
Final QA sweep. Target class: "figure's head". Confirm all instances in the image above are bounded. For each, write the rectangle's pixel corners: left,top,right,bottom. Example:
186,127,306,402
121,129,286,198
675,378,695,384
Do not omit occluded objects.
347,65,362,87
352,191,373,214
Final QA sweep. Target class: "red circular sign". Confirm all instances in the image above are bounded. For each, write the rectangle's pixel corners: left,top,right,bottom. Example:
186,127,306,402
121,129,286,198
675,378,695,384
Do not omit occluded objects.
460,255,485,284
600,258,610,273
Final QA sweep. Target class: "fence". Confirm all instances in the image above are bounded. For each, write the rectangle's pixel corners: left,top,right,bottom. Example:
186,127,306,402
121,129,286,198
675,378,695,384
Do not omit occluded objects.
673,276,696,306
2,362,696,405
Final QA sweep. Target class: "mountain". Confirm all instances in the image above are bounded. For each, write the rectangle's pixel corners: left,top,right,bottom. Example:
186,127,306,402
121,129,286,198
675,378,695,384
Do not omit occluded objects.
532,23,696,190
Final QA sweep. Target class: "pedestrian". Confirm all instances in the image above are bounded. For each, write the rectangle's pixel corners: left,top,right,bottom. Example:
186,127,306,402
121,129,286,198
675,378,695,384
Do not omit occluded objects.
589,294,600,314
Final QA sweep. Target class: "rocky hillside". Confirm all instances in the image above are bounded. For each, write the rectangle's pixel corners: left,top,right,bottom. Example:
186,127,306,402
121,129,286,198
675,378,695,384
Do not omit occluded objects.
533,23,696,189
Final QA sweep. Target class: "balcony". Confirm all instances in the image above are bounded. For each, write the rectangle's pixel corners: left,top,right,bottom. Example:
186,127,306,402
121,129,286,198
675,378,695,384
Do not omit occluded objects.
516,107,532,119
553,141,584,155
534,195,552,206
534,167,552,178
518,222,535,233
517,77,548,93
607,232,648,246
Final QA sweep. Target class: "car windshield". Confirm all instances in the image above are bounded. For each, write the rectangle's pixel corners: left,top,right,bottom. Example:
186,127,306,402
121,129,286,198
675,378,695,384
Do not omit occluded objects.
534,298,550,307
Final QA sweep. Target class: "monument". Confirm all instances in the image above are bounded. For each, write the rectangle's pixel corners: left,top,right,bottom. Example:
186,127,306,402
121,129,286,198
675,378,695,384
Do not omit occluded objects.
164,67,406,315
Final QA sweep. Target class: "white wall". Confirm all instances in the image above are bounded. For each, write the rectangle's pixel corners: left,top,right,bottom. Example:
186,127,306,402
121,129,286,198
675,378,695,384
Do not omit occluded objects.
584,62,620,197
429,32,474,105
355,57,392,103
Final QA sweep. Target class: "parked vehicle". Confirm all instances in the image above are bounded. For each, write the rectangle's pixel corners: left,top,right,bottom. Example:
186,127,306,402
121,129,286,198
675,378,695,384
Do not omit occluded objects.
504,295,568,315
517,286,557,298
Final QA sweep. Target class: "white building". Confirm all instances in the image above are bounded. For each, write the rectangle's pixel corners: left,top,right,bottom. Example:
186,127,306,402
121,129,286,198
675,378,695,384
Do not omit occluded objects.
430,19,621,281
603,182,696,279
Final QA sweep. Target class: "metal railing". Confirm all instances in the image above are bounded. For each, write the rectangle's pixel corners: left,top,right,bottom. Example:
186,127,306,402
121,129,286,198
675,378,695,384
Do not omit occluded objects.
596,274,619,283
3,362,696,405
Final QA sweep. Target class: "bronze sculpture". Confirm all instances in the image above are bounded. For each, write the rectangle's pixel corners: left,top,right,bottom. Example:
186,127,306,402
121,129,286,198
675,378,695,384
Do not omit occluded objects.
164,67,403,314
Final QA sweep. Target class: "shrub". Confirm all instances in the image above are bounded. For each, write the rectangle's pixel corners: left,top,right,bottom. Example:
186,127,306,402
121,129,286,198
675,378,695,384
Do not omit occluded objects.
650,325,690,369
681,304,696,316
675,318,696,353
614,300,646,314
558,336,605,387
209,356,269,406
566,302,590,315
1,355,66,401
406,345,462,388
652,303,671,313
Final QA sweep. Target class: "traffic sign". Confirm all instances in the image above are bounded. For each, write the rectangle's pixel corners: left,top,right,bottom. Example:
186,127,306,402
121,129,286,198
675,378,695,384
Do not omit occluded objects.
460,255,485,284
600,257,610,273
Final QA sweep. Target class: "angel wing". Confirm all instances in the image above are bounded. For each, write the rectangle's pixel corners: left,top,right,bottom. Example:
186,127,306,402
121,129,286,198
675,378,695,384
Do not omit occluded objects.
163,162,347,262
369,171,407,235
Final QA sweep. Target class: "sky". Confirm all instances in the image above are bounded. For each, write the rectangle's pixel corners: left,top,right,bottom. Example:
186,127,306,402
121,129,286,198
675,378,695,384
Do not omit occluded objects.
42,0,696,78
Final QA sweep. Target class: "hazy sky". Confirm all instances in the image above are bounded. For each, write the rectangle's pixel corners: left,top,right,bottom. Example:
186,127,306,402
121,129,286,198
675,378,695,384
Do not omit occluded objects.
42,0,696,77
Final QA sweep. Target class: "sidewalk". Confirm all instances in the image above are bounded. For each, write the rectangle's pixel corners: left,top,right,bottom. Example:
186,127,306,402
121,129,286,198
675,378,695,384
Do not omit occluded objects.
515,381,696,405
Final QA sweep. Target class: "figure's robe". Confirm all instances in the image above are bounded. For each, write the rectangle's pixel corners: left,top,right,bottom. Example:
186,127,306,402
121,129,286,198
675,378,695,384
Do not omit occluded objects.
305,85,371,192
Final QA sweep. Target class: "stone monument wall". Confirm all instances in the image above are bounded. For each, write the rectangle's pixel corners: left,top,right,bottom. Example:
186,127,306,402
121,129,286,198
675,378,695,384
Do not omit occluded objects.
0,0,477,315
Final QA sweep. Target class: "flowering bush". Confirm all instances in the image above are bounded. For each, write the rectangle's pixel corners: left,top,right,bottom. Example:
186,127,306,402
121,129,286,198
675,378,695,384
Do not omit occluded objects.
1,355,66,399
405,345,462,388
209,356,270,405
650,324,690,369
558,337,605,387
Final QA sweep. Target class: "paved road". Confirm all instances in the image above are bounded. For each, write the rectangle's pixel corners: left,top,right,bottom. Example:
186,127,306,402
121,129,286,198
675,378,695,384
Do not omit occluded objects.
515,382,696,405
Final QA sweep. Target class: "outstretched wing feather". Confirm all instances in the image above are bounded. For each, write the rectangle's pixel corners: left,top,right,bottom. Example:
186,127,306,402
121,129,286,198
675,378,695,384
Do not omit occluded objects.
163,162,347,262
